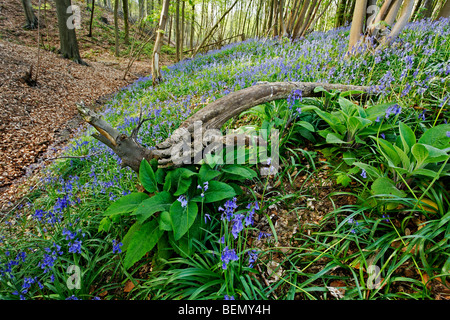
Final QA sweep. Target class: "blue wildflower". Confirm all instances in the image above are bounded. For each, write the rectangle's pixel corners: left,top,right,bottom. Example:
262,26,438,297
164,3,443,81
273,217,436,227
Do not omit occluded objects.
112,240,123,254
177,195,188,208
360,169,367,179
221,246,239,270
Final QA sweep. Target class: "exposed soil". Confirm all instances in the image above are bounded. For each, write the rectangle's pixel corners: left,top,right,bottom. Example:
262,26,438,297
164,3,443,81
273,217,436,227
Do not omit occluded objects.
0,0,172,211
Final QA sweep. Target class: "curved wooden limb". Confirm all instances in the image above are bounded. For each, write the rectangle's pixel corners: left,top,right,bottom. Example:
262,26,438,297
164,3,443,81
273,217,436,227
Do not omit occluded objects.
78,82,374,172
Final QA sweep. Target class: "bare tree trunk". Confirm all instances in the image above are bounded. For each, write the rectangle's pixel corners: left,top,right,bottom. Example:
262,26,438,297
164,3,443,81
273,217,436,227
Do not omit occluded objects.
175,0,180,62
114,0,120,56
55,0,85,65
422,0,435,18
88,0,96,37
151,0,170,86
190,4,195,50
123,0,130,44
296,0,318,38
181,0,185,60
437,0,450,18
380,0,414,47
21,0,39,29
292,0,310,38
192,0,238,57
347,0,367,54
335,0,346,28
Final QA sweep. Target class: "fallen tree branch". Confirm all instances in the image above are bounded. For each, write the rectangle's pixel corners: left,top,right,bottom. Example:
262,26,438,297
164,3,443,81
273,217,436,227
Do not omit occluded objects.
78,82,374,173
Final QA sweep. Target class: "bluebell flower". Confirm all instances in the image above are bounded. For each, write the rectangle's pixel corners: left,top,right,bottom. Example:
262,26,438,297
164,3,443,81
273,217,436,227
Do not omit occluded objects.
65,295,80,300
247,250,258,268
68,239,82,254
446,131,450,138
204,213,211,224
218,197,238,221
360,169,367,179
231,214,244,239
257,231,271,241
177,195,188,208
112,240,123,254
224,295,235,300
221,246,239,270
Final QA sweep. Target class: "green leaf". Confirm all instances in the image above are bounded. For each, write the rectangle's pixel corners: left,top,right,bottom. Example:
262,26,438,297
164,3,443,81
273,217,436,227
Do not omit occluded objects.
201,180,237,203
418,124,450,149
198,164,221,183
122,219,163,270
326,132,348,144
410,168,438,178
353,162,382,178
221,165,257,180
343,151,356,165
295,121,315,132
170,200,198,241
411,143,429,169
98,217,112,232
371,177,406,198
423,144,449,163
393,145,411,171
104,192,148,217
132,191,174,224
398,122,416,154
164,168,197,196
336,174,352,187
158,211,173,231
373,137,401,167
139,159,158,193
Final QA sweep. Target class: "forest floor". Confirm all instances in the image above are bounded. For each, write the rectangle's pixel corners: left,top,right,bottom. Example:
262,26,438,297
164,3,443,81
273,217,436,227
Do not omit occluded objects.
0,0,173,210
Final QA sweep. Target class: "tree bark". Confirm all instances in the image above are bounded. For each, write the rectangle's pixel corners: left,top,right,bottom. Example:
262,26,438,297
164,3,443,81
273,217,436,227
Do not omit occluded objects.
347,0,367,54
21,0,39,29
88,0,95,37
151,0,170,86
192,0,238,57
380,0,415,47
123,0,130,45
55,0,85,64
292,0,310,39
78,82,373,172
114,0,120,56
437,0,450,19
175,0,180,62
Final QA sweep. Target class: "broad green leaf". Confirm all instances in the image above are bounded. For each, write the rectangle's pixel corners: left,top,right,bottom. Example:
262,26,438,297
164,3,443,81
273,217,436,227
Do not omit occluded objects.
398,122,416,154
336,174,352,187
423,144,449,163
221,165,257,180
170,200,198,241
393,145,411,171
371,177,406,198
353,162,382,178
98,217,112,232
103,192,148,217
295,121,315,132
326,132,348,144
411,143,429,169
411,168,438,178
198,164,221,183
343,151,356,165
201,180,237,203
158,211,172,231
373,137,401,167
139,159,158,193
365,102,396,121
132,191,174,224
418,124,450,149
164,168,197,196
122,219,163,270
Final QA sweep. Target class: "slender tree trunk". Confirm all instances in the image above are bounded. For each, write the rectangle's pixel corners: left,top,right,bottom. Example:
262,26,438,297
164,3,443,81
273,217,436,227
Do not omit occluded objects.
114,0,120,56
437,0,450,18
380,0,415,47
168,16,172,45
151,0,170,86
88,0,95,37
190,4,195,50
347,0,367,54
139,0,145,20
55,0,85,64
21,0,39,29
192,0,238,57
422,0,435,18
181,0,185,60
175,0,180,62
335,0,346,28
123,0,130,44
297,0,317,38
384,0,403,26
292,0,310,38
